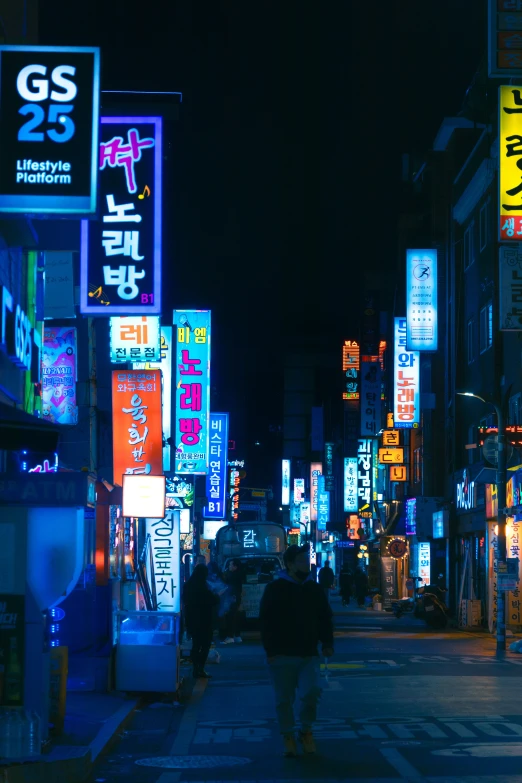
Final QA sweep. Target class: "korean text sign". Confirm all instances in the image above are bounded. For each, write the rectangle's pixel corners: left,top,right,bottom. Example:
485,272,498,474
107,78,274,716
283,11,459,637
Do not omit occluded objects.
146,509,180,613
317,475,329,531
110,316,161,362
310,462,322,521
489,1,522,78
499,245,522,329
344,457,358,512
342,340,359,400
42,326,77,425
81,116,162,314
360,359,381,435
112,369,163,484
0,46,100,214
357,439,373,518
394,317,420,428
500,86,522,240
406,249,438,351
282,459,290,505
173,310,211,475
204,413,229,520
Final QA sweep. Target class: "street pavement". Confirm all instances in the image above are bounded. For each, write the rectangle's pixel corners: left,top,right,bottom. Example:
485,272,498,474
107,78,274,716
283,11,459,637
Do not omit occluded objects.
87,598,522,783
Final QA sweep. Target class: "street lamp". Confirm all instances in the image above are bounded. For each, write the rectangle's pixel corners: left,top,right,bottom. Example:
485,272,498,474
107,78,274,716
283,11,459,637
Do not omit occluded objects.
457,391,507,656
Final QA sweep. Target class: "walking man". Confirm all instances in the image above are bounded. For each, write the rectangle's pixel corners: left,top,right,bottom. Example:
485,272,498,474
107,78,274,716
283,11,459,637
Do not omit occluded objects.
318,559,335,601
259,544,334,757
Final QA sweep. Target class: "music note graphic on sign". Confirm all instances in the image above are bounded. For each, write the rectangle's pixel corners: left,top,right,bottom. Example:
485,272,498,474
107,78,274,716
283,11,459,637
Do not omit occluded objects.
89,286,102,299
138,185,151,200
88,285,110,306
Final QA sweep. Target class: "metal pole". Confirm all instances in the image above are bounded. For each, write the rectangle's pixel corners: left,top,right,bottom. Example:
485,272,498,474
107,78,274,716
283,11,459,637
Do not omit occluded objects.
495,402,507,657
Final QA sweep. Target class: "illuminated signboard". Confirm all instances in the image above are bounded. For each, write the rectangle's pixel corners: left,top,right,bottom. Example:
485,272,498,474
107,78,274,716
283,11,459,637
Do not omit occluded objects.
317,475,329,531
282,459,290,505
382,430,399,446
173,310,211,475
41,326,77,425
378,448,404,464
110,316,161,363
294,477,305,504
310,462,322,521
145,509,180,612
230,468,240,521
165,475,194,510
1,285,41,382
405,498,417,535
390,465,407,482
300,502,311,530
324,442,335,491
500,85,522,240
342,340,360,399
406,249,438,351
111,369,163,484
134,326,172,472
344,457,358,512
479,425,522,445
357,439,373,518
394,317,420,429
489,1,522,78
0,45,100,214
81,116,162,314
456,468,476,511
122,474,165,518
204,412,229,520
418,542,431,586
360,358,381,436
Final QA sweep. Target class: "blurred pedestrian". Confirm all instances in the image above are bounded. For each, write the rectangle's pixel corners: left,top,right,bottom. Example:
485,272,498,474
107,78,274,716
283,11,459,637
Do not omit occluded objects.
339,565,353,606
221,558,243,644
259,544,334,757
318,560,335,601
354,566,369,607
182,564,219,679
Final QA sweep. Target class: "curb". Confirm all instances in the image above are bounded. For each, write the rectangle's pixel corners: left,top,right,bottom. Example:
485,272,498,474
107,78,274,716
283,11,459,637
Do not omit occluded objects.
0,699,140,783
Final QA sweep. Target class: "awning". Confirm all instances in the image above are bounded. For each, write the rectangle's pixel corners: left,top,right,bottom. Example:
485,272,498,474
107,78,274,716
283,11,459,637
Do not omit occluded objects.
0,403,60,452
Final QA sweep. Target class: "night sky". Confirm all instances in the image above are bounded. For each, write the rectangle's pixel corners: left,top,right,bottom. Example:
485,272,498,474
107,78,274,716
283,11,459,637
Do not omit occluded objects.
41,0,486,469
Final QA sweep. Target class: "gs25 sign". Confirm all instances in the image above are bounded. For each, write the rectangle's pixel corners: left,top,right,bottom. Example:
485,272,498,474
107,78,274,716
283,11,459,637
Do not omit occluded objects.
0,46,100,214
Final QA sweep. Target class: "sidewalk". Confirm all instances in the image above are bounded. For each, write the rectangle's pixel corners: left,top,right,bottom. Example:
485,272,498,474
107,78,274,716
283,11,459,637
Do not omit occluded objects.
1,662,139,783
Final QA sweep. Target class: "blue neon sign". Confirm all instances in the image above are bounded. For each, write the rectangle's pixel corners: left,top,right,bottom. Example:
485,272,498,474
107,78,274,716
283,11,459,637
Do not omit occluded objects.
406,249,438,351
317,475,329,531
204,413,229,520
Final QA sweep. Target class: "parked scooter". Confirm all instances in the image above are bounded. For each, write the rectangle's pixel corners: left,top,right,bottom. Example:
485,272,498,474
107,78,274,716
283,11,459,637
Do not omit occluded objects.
417,584,449,629
391,577,423,618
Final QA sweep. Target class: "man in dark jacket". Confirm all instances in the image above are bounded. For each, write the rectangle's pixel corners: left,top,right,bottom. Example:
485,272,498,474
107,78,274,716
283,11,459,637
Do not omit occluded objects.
259,544,334,758
318,560,335,600
221,559,243,644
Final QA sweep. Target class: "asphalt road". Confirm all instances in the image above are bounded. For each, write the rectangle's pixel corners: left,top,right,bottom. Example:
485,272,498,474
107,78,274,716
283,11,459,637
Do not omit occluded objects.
88,600,522,783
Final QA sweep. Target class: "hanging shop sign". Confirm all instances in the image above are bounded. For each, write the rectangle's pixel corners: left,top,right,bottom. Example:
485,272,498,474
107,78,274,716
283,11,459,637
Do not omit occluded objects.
360,358,381,436
109,316,161,363
489,1,522,78
230,468,240,521
317,475,329,531
43,251,75,319
294,477,305,504
324,442,335,491
456,468,476,511
300,502,311,530
342,339,360,400
344,457,358,512
433,510,449,539
165,475,194,510
357,439,373,518
122,474,165,519
204,412,229,520
500,85,522,240
81,116,162,314
390,465,407,482
0,45,100,214
381,557,397,609
418,542,431,585
406,249,438,351
112,369,163,484
173,309,211,475
479,425,522,446
387,537,408,560
145,509,180,612
405,498,417,536
499,245,522,329
382,430,399,446
1,285,41,382
393,317,420,428
41,326,77,425
282,459,290,505
310,462,322,522
378,447,404,464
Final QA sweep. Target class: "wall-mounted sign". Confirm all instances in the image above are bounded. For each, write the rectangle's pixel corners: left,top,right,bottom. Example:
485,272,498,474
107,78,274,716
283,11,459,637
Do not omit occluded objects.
282,459,290,505
387,537,408,560
324,442,335,491
1,285,41,382
310,462,322,521
112,369,163,484
360,359,381,436
390,465,407,482
357,439,373,518
499,245,522,329
0,45,100,214
433,510,449,539
173,310,211,475
43,251,75,319
387,412,394,428
406,249,438,351
109,316,161,363
344,457,358,512
418,541,431,585
41,326,77,425
145,510,180,612
500,85,522,240
489,1,522,78
317,475,329,531
479,425,522,446
300,502,310,529
378,448,404,464
165,475,194,510
122,474,165,518
230,468,240,521
204,412,229,520
81,116,162,314
342,340,360,400
382,430,400,446
405,498,417,536
294,477,305,504
456,468,476,511
394,317,420,428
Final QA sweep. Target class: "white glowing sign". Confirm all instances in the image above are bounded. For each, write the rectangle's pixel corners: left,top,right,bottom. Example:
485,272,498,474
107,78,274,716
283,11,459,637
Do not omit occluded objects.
282,459,290,505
